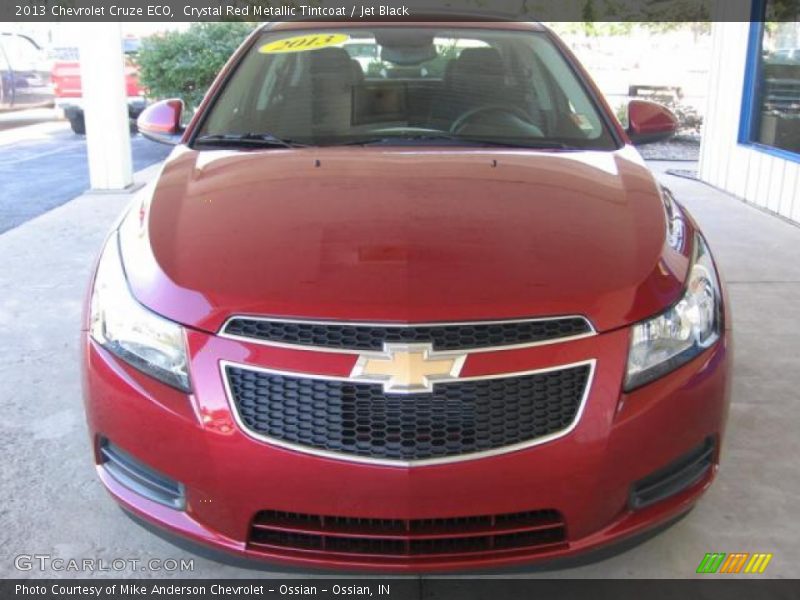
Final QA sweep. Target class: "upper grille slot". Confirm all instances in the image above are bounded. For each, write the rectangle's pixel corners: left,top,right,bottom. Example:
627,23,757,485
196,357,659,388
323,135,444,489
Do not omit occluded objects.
222,316,593,352
225,362,592,465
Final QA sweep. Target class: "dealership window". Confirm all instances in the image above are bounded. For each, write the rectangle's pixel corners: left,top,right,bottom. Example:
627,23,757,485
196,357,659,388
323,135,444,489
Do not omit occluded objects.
741,2,800,157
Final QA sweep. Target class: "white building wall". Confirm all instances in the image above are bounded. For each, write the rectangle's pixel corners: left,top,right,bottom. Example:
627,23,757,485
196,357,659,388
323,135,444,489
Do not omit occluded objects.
699,12,800,224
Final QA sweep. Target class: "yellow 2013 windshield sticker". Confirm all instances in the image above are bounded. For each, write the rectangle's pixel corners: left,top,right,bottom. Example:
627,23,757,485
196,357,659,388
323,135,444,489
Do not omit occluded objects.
259,33,350,54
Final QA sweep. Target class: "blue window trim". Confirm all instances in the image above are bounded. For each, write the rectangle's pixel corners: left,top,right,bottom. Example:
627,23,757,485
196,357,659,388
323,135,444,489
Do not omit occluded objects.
738,0,800,164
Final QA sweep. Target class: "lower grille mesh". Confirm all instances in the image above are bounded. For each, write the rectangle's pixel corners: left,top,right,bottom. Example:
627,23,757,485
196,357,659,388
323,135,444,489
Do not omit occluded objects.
226,364,591,463
249,509,567,560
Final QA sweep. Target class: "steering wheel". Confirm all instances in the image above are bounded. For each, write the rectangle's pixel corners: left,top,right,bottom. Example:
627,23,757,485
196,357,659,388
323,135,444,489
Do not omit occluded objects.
450,105,533,134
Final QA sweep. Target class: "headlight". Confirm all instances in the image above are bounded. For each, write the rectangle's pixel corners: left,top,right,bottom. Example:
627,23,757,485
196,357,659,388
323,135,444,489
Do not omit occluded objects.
662,187,686,252
89,232,191,392
625,233,721,391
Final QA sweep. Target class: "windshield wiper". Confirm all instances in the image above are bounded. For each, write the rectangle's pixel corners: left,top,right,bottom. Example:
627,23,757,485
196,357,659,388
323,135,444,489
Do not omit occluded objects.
194,132,306,149
196,132,573,151
459,137,570,149
334,133,476,146
333,134,571,149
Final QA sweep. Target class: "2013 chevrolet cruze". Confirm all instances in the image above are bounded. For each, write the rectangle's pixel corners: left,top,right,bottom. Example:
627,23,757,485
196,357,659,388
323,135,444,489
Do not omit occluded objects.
82,20,731,571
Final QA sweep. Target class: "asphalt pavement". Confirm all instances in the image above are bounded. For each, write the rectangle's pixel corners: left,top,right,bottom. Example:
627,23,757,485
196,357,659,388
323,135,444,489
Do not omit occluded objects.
0,112,171,234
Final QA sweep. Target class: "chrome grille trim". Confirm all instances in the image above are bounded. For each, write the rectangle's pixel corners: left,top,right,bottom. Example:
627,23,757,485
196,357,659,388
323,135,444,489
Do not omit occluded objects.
220,358,596,467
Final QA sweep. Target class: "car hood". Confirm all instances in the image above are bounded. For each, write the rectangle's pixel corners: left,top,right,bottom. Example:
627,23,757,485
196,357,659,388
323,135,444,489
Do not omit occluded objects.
119,146,691,333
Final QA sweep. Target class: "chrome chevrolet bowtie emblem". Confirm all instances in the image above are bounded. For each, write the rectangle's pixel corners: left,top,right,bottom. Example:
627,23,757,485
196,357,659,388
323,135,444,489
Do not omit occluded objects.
350,343,467,394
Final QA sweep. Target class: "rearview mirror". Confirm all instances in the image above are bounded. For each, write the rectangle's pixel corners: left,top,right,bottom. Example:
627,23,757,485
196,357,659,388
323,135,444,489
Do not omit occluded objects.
626,100,678,146
137,99,185,145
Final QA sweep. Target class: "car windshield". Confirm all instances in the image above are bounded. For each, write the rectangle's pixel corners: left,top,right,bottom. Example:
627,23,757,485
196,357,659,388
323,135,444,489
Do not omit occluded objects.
195,26,618,150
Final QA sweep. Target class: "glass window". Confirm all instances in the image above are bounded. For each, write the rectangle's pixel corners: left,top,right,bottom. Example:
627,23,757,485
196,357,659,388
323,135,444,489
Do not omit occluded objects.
746,2,800,154
195,26,617,150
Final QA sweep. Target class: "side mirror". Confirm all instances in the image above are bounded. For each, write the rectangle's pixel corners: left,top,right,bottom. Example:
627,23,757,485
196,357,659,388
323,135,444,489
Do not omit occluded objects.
137,99,185,145
626,100,678,145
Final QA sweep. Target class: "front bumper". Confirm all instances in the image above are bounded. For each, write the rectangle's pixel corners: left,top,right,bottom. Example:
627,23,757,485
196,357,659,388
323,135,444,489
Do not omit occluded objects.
82,325,731,572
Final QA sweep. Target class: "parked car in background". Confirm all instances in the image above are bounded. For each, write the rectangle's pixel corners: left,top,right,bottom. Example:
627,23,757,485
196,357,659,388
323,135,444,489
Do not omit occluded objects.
50,37,146,134
0,32,53,111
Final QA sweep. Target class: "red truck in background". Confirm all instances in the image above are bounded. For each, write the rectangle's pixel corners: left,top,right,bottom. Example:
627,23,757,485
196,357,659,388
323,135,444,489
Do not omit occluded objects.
50,37,146,134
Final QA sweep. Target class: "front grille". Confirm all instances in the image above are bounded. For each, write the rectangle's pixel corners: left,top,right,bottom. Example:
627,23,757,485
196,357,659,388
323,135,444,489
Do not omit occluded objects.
249,509,567,560
222,316,592,351
225,363,591,463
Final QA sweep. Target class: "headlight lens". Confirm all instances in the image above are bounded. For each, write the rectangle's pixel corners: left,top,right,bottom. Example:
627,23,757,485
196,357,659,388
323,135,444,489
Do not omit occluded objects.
662,187,686,252
89,232,191,392
625,234,721,391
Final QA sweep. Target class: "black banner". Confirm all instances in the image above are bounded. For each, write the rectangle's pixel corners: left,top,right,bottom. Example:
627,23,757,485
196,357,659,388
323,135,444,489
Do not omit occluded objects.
3,0,800,23
3,579,800,600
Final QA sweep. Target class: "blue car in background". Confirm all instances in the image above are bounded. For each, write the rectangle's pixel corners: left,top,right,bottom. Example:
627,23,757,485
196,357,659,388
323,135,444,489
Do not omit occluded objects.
0,32,53,111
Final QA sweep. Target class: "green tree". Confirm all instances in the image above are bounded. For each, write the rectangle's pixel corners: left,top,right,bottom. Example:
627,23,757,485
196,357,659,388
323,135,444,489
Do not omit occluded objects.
765,0,800,21
137,22,257,111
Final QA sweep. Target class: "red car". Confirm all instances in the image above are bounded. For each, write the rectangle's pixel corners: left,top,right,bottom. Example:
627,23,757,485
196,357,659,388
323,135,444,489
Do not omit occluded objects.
82,20,731,572
51,38,145,134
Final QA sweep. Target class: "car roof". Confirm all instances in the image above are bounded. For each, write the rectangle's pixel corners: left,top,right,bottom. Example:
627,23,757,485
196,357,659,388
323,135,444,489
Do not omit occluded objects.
263,20,546,33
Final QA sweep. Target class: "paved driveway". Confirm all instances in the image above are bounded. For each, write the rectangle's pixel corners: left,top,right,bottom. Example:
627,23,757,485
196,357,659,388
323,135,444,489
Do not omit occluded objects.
0,160,797,579
0,118,170,234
